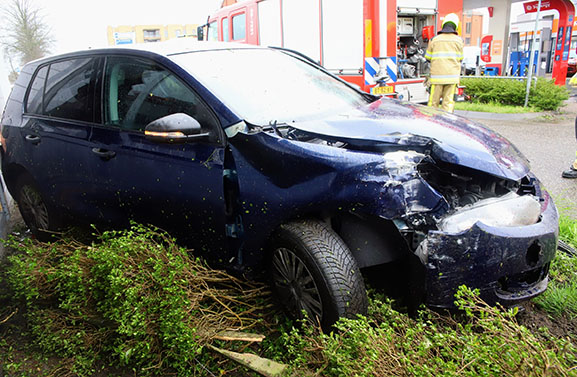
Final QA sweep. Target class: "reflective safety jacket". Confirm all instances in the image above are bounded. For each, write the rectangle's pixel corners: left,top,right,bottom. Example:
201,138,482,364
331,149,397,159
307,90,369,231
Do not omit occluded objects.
425,33,464,84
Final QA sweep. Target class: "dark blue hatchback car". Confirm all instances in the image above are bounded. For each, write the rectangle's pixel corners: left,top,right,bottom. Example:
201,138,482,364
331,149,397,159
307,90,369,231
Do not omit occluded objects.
0,41,558,328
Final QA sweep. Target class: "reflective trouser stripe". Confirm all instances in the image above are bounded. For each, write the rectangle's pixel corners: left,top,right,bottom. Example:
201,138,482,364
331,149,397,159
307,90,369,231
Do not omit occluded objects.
429,74,461,83
426,53,464,59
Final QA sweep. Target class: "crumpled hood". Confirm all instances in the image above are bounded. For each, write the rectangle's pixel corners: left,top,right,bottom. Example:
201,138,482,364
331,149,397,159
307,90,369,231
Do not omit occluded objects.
289,98,530,180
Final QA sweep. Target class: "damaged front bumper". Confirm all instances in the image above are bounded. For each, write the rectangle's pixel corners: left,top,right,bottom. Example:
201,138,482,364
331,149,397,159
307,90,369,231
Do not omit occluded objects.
419,191,558,308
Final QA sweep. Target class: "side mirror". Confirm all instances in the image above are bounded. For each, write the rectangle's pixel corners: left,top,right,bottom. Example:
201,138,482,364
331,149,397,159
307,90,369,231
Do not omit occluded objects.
144,113,209,143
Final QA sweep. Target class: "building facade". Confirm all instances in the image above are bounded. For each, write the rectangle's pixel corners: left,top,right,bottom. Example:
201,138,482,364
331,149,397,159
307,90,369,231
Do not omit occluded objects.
461,13,484,46
107,24,199,46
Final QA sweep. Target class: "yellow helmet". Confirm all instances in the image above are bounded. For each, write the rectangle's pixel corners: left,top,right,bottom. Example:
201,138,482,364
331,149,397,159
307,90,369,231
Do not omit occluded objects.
442,13,460,29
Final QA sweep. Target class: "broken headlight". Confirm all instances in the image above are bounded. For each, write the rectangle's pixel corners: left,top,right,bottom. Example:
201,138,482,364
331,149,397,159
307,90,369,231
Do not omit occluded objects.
438,192,541,234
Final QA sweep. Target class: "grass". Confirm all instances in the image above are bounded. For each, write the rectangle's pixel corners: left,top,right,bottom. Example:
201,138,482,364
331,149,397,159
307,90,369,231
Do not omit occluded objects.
534,279,577,319
533,213,577,319
454,101,539,113
560,212,577,241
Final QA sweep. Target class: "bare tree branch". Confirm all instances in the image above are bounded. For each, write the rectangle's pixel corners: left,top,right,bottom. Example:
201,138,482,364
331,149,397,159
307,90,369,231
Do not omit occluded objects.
0,0,53,69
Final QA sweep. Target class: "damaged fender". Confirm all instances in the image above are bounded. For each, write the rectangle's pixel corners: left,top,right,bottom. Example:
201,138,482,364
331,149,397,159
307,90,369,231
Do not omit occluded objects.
226,129,445,266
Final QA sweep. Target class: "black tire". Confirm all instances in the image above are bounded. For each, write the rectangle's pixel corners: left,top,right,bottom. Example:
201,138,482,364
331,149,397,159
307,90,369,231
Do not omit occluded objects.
269,220,368,329
15,175,60,241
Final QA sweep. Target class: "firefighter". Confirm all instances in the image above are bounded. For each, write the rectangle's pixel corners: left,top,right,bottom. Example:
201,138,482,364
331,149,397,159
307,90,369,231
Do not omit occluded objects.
425,13,464,113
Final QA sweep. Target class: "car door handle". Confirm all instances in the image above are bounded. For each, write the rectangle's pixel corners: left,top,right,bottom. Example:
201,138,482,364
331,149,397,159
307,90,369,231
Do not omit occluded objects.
25,134,41,145
92,148,116,160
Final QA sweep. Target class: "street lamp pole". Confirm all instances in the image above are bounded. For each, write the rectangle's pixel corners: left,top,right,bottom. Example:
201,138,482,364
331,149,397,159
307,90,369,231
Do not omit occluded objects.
524,0,542,107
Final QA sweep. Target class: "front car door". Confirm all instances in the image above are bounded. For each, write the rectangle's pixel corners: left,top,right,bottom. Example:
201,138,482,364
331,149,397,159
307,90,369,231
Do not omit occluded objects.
88,55,228,255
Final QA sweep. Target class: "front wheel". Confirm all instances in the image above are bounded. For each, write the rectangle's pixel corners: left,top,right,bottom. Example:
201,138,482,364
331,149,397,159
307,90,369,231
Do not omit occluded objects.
270,220,368,329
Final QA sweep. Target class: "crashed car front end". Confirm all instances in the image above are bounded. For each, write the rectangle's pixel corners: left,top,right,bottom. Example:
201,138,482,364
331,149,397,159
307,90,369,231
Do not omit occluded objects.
409,162,557,307
355,146,557,308
228,99,558,309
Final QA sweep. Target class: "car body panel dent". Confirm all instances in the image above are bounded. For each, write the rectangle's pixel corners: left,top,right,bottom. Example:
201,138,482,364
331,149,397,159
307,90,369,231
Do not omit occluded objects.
288,98,530,180
228,130,446,262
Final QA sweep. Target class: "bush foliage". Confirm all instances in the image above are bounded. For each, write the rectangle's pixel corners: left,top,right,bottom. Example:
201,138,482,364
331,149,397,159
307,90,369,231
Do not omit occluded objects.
281,287,577,376
4,226,270,375
461,77,569,111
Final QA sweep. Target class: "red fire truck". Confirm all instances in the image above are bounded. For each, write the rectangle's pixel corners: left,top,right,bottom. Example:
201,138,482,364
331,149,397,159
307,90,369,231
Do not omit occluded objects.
200,0,464,103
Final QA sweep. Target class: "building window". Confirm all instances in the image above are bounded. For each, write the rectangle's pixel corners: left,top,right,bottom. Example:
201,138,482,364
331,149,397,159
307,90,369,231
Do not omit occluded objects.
466,22,472,35
143,29,160,38
465,37,471,45
143,29,161,42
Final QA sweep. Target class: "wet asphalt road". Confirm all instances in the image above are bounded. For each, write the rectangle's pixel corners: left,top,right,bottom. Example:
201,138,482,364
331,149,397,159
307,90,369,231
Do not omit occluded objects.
458,96,577,218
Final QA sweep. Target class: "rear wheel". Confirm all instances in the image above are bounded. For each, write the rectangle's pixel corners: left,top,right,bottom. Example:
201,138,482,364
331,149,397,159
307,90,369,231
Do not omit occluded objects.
270,220,367,329
15,175,59,241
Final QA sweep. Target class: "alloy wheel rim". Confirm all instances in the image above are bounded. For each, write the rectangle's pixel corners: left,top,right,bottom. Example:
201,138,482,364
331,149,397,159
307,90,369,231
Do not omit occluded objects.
272,247,323,321
20,185,49,231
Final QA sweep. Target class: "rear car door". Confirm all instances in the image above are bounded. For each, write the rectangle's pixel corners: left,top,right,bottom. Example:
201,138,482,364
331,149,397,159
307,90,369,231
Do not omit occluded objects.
17,57,102,221
87,55,228,253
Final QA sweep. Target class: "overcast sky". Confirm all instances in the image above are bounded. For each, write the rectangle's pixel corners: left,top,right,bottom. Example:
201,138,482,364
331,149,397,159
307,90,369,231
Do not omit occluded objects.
42,0,223,53
0,0,223,103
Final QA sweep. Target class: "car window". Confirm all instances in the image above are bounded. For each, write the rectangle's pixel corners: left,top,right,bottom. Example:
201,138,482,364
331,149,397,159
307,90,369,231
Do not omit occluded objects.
104,56,218,132
222,18,230,42
43,58,100,123
208,21,218,41
25,65,48,114
232,13,246,41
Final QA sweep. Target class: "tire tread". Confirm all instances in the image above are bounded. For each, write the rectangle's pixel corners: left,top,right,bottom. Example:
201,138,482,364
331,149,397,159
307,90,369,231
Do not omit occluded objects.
279,219,368,320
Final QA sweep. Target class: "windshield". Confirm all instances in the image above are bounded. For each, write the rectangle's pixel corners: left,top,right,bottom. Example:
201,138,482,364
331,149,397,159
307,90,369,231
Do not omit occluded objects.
169,48,369,125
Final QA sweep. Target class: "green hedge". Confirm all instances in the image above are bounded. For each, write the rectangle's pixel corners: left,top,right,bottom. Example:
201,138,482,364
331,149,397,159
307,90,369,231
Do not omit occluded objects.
460,77,569,111
4,226,269,375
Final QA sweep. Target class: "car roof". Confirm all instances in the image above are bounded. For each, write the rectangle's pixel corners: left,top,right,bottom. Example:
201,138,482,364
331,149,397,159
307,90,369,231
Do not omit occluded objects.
26,40,262,67
123,39,261,56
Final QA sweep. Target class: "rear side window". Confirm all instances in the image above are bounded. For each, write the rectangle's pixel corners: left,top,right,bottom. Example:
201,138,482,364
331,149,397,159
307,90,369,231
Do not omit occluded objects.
26,66,48,114
43,58,99,123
